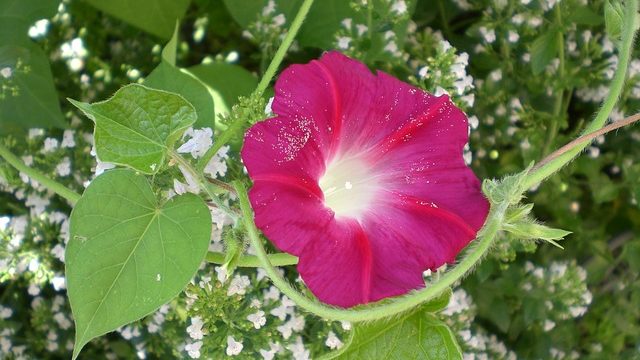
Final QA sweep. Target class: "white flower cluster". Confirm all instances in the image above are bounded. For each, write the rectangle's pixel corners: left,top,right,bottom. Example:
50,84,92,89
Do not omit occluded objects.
334,0,411,60
443,289,517,360
523,260,592,322
242,0,289,55
407,29,475,110
171,127,230,197
60,38,88,72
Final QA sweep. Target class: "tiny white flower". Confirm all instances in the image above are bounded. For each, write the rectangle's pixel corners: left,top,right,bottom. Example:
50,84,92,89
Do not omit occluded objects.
95,158,116,176
177,128,213,159
341,18,352,29
43,138,59,153
247,310,266,329
56,157,72,177
0,306,13,319
226,336,243,356
356,24,368,36
273,14,286,26
277,323,293,339
479,27,496,43
384,41,399,54
51,276,66,291
391,0,407,14
337,36,351,50
187,316,204,340
262,0,276,15
544,320,556,331
28,128,44,139
227,275,251,296
288,336,310,360
61,130,76,148
215,266,229,283
507,30,519,43
185,341,203,359
264,97,274,115
418,66,429,79
325,331,343,349
0,67,12,79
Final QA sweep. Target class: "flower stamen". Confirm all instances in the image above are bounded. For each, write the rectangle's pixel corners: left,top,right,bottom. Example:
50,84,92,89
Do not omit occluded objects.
319,156,379,219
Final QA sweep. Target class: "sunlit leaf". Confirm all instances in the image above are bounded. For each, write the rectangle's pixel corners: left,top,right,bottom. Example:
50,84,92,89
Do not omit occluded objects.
69,84,196,174
187,62,258,117
144,24,215,128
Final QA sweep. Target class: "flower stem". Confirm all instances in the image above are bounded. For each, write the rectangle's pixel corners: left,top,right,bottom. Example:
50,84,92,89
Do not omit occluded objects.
206,251,298,267
532,112,640,172
234,180,505,322
524,0,639,189
0,143,81,203
254,0,314,96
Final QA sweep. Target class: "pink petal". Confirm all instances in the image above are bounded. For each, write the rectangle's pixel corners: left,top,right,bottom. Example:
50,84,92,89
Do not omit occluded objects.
242,116,326,183
272,51,377,159
296,218,373,307
248,178,329,256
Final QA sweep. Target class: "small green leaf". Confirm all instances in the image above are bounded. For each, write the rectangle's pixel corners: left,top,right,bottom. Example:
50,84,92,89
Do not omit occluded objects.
604,0,624,43
84,0,190,39
482,163,533,206
144,25,215,128
325,308,462,359
66,169,211,359
69,84,196,174
503,222,570,249
530,29,560,75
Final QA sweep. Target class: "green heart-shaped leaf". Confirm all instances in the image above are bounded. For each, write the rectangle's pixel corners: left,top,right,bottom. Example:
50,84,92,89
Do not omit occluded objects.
66,169,211,359
69,84,196,174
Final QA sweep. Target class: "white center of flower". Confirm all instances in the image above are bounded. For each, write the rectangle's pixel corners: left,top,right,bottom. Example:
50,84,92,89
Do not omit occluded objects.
319,156,379,219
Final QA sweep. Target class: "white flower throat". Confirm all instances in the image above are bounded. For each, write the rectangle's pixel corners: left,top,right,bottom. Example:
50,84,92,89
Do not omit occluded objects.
319,156,380,219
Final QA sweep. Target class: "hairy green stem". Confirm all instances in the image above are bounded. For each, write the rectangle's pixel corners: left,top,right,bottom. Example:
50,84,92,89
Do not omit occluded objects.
254,0,314,96
206,251,298,267
234,180,505,322
0,143,81,203
533,112,640,172
524,0,639,189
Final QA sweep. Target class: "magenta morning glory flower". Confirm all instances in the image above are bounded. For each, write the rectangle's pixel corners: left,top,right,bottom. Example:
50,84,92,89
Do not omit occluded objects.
241,51,489,308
